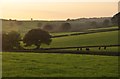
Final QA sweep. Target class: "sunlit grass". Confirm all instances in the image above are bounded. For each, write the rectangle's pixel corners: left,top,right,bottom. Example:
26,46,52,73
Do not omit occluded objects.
3,52,119,77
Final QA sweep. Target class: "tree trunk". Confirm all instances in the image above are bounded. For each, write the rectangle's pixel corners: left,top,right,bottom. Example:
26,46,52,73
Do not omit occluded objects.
35,43,41,50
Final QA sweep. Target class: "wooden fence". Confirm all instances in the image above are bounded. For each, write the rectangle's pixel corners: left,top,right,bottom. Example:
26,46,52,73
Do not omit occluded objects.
41,44,120,50
51,28,119,38
6,44,120,56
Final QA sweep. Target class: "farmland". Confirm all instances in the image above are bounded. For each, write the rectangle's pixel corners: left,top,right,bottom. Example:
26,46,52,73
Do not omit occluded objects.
41,30,119,52
2,19,119,77
2,52,118,77
2,30,119,77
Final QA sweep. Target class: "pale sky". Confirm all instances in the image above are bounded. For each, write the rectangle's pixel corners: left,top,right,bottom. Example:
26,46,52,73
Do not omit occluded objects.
0,0,119,20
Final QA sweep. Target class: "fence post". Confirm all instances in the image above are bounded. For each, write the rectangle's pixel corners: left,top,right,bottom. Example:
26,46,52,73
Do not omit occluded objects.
104,46,107,50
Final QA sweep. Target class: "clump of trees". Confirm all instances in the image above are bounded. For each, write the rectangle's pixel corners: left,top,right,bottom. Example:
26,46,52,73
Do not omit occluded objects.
111,12,120,29
60,22,71,31
2,31,22,51
2,28,52,51
23,29,52,49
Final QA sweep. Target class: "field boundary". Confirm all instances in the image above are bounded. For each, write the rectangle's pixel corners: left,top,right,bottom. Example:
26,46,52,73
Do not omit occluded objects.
4,44,120,56
51,28,119,38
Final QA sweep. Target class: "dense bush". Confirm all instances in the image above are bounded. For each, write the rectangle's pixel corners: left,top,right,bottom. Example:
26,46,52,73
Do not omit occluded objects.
111,12,120,29
23,28,52,49
2,31,22,51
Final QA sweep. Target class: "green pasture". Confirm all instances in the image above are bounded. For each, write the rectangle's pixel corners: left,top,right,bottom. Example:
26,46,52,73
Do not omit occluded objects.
41,30,119,52
88,26,119,31
50,32,81,36
2,52,119,77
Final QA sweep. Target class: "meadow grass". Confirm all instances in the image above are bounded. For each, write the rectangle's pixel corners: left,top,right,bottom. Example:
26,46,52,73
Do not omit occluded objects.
2,52,119,77
41,31,119,52
88,26,119,31
50,32,81,36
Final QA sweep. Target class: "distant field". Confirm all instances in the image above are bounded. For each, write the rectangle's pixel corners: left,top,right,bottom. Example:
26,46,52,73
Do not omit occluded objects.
88,26,119,31
2,19,118,35
2,52,118,77
50,26,119,36
50,32,81,36
41,30,119,52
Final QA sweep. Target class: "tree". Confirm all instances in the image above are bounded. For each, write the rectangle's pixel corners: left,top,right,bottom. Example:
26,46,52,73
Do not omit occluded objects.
23,29,52,49
66,18,71,21
2,31,21,51
43,24,53,32
102,19,110,27
61,23,71,31
111,12,120,29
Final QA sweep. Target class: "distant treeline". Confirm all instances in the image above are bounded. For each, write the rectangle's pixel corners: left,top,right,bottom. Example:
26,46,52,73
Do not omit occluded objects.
2,17,116,33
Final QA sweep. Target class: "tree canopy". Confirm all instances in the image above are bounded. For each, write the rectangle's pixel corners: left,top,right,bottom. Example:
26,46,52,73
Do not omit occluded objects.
2,31,21,51
111,12,120,28
23,29,52,49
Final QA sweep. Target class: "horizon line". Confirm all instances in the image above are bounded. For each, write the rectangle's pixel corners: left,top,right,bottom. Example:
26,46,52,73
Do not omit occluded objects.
0,16,113,21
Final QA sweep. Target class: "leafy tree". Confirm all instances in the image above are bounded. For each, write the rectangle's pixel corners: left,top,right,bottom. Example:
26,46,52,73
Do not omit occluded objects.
43,24,53,32
102,19,110,27
66,18,71,21
111,12,120,29
61,23,71,31
23,29,52,49
2,31,21,51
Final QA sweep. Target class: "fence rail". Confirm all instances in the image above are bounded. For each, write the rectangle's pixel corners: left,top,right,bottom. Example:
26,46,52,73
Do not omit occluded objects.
41,44,120,50
51,28,119,38
6,44,120,56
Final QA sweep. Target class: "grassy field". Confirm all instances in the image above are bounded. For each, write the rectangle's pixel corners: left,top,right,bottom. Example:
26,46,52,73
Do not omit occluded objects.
88,26,119,31
40,30,119,52
2,52,118,77
50,32,81,36
43,31,118,47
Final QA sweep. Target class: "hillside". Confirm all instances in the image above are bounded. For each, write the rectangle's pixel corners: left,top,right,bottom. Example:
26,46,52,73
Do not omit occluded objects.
2,17,113,33
40,30,119,52
42,30,118,47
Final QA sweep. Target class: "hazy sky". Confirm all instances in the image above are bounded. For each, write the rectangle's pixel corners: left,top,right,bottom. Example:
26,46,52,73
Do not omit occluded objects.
0,0,119,20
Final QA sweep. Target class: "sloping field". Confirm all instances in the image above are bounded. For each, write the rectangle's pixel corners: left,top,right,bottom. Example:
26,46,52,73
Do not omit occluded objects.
41,30,119,52
2,52,118,77
42,31,118,47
